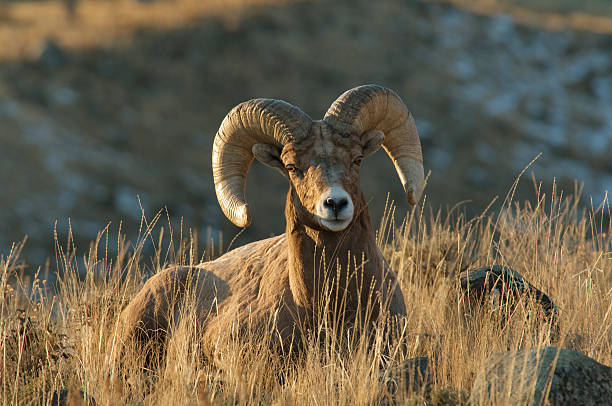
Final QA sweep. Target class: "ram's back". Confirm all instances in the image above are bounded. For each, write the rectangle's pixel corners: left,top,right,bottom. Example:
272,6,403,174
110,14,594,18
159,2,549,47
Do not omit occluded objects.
114,234,293,359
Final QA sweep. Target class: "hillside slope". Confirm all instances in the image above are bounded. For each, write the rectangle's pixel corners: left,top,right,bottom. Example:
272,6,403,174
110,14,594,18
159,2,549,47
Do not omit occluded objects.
1,0,611,264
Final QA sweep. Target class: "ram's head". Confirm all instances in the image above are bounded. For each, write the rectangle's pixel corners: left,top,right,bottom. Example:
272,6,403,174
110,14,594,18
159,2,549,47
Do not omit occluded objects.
212,85,424,231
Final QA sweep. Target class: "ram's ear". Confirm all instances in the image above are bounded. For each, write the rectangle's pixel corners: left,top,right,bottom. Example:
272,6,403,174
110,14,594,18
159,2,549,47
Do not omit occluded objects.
361,129,385,157
252,144,288,178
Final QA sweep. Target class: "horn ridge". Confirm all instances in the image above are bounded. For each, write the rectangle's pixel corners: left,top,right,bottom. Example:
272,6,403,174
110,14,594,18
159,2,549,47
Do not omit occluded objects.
212,98,312,227
323,84,425,205
323,84,390,132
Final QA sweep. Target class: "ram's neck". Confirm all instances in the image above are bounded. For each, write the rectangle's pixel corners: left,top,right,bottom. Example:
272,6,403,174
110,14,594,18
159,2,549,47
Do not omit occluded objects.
284,190,386,318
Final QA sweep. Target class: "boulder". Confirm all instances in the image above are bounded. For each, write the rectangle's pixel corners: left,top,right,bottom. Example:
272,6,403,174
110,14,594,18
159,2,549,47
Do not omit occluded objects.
458,265,556,321
380,355,436,398
470,346,612,405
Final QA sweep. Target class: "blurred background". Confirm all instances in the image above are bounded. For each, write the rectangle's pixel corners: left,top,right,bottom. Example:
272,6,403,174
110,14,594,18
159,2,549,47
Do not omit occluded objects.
1,0,611,272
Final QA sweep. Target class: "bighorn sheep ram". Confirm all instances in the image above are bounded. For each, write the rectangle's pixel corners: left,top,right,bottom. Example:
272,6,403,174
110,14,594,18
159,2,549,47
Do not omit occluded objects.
113,85,424,364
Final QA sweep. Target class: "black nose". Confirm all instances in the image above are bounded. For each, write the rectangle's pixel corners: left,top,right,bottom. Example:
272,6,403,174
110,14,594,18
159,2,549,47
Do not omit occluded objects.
324,197,348,216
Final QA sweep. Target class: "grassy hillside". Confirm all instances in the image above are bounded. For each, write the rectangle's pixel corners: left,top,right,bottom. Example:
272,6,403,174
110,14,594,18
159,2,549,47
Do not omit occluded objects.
452,0,612,15
2,184,610,404
1,3,611,402
2,0,611,65
440,0,612,33
0,0,288,62
2,0,612,267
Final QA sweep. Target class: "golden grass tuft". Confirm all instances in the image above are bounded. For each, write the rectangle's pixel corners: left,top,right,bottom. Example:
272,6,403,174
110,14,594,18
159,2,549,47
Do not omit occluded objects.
1,180,610,405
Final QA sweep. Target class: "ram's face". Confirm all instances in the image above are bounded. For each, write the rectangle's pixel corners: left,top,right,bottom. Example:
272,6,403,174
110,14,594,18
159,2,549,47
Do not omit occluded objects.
252,121,385,232
280,125,374,232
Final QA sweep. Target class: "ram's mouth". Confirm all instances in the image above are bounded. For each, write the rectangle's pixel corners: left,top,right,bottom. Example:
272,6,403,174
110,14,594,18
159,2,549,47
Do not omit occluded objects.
319,216,352,232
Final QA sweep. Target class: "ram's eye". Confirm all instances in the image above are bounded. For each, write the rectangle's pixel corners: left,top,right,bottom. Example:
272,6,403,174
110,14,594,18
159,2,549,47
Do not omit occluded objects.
285,164,297,173
352,156,363,166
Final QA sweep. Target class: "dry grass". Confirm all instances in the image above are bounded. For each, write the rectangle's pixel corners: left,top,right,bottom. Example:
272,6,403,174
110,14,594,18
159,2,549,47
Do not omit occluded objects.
3,0,612,64
436,0,612,34
1,179,611,405
0,0,289,62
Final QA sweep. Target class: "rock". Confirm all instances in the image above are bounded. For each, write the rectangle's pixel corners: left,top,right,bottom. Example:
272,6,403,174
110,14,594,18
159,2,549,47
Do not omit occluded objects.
470,347,612,406
458,265,557,321
50,87,79,106
380,356,437,397
39,39,66,69
0,100,21,118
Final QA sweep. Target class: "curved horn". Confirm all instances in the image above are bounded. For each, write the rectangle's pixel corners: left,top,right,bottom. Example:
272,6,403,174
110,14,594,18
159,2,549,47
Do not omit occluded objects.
212,99,312,227
323,85,424,205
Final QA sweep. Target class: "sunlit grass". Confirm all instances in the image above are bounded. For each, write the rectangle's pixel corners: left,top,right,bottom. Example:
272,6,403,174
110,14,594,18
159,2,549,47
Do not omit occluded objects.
435,0,612,33
0,0,289,62
1,180,610,404
3,0,612,63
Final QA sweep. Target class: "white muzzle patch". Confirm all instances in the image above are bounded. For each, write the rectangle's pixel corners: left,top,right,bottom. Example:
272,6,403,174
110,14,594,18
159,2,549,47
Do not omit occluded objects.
316,186,354,232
